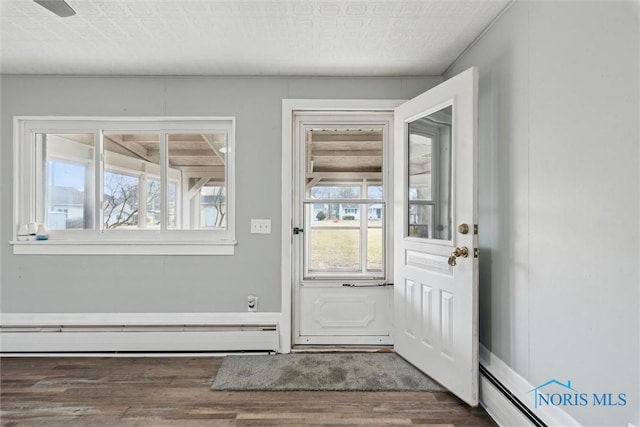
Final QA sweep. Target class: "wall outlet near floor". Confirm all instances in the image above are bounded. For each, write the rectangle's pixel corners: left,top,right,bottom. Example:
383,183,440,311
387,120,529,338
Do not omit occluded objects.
247,295,258,312
251,219,271,234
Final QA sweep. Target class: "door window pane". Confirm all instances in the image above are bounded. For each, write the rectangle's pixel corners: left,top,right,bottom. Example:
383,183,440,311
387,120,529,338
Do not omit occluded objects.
305,202,384,275
310,186,360,199
408,203,433,239
309,229,361,271
367,205,384,271
409,134,433,201
303,127,386,278
308,208,361,271
407,105,453,240
367,185,383,200
40,133,95,230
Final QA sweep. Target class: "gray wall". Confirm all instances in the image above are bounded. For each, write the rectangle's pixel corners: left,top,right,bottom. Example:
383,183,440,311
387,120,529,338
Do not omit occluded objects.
447,1,639,425
0,76,440,313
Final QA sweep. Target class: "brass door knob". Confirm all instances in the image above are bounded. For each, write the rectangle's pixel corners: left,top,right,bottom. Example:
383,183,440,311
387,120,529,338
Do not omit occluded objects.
458,224,469,234
448,246,469,267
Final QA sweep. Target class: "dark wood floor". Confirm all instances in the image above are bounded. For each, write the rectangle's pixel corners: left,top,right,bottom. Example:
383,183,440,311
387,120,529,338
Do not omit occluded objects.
1,356,495,426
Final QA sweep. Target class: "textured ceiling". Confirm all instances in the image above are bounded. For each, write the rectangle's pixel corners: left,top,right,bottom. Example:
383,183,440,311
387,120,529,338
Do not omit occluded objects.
0,0,509,76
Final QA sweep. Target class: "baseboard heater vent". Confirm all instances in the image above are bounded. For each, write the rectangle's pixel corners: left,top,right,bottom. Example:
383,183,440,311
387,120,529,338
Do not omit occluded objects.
480,364,547,427
0,324,279,353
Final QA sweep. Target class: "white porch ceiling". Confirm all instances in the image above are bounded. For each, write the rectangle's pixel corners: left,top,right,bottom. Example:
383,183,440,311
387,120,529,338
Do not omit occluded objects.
0,0,509,76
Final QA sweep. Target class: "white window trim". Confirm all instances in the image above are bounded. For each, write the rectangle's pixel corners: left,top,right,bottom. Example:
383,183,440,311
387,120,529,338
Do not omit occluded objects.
11,116,237,255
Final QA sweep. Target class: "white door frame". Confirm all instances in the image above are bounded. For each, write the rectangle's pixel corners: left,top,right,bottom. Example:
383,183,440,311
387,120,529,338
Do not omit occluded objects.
281,99,404,352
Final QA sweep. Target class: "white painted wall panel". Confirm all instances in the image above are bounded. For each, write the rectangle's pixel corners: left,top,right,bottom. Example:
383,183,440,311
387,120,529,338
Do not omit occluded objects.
527,3,639,426
447,1,639,425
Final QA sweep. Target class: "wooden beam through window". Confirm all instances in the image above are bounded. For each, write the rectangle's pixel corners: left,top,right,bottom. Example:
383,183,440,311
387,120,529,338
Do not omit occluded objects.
104,135,155,163
201,134,226,166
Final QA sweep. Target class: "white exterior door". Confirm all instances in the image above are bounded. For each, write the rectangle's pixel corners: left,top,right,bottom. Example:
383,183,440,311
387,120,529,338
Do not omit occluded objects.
393,67,479,406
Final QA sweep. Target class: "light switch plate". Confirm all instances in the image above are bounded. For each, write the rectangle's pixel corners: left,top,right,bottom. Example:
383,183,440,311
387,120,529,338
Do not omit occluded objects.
251,219,271,234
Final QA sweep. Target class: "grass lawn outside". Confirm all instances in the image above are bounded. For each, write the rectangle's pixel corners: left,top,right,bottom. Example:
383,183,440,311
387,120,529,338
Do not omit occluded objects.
309,220,383,271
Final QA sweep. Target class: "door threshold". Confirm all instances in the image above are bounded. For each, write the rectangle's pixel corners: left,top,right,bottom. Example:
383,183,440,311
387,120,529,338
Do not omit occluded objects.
291,345,393,353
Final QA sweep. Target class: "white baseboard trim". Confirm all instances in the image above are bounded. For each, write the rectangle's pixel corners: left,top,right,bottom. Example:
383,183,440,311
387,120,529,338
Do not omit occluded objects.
1,312,283,353
480,344,580,427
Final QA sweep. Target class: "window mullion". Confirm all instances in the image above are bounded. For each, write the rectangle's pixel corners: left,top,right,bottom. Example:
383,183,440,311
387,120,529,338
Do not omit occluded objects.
96,131,104,233
304,203,311,278
21,128,35,226
362,179,370,275
182,173,189,229
192,189,201,228
85,135,96,230
139,169,147,230
160,131,167,232
35,133,46,224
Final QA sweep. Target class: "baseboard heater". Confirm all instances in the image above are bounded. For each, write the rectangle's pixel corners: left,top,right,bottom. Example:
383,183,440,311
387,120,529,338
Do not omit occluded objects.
480,364,546,427
0,324,279,353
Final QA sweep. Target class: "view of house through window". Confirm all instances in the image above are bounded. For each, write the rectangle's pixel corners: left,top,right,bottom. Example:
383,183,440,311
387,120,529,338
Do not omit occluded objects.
303,127,384,277
197,181,226,228
40,133,95,231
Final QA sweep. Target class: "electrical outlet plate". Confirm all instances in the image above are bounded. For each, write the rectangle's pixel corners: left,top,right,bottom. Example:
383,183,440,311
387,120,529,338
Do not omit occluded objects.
247,295,258,312
251,219,271,234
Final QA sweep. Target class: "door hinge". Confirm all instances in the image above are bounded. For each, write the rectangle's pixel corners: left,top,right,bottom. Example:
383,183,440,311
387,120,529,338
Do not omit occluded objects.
474,247,479,258
293,227,304,235
474,224,478,235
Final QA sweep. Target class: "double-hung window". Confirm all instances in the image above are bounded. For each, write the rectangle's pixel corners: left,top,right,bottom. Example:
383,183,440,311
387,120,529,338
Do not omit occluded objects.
13,117,236,255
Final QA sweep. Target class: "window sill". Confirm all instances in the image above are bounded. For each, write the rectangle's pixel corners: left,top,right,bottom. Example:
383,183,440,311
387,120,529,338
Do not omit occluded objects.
10,240,237,255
